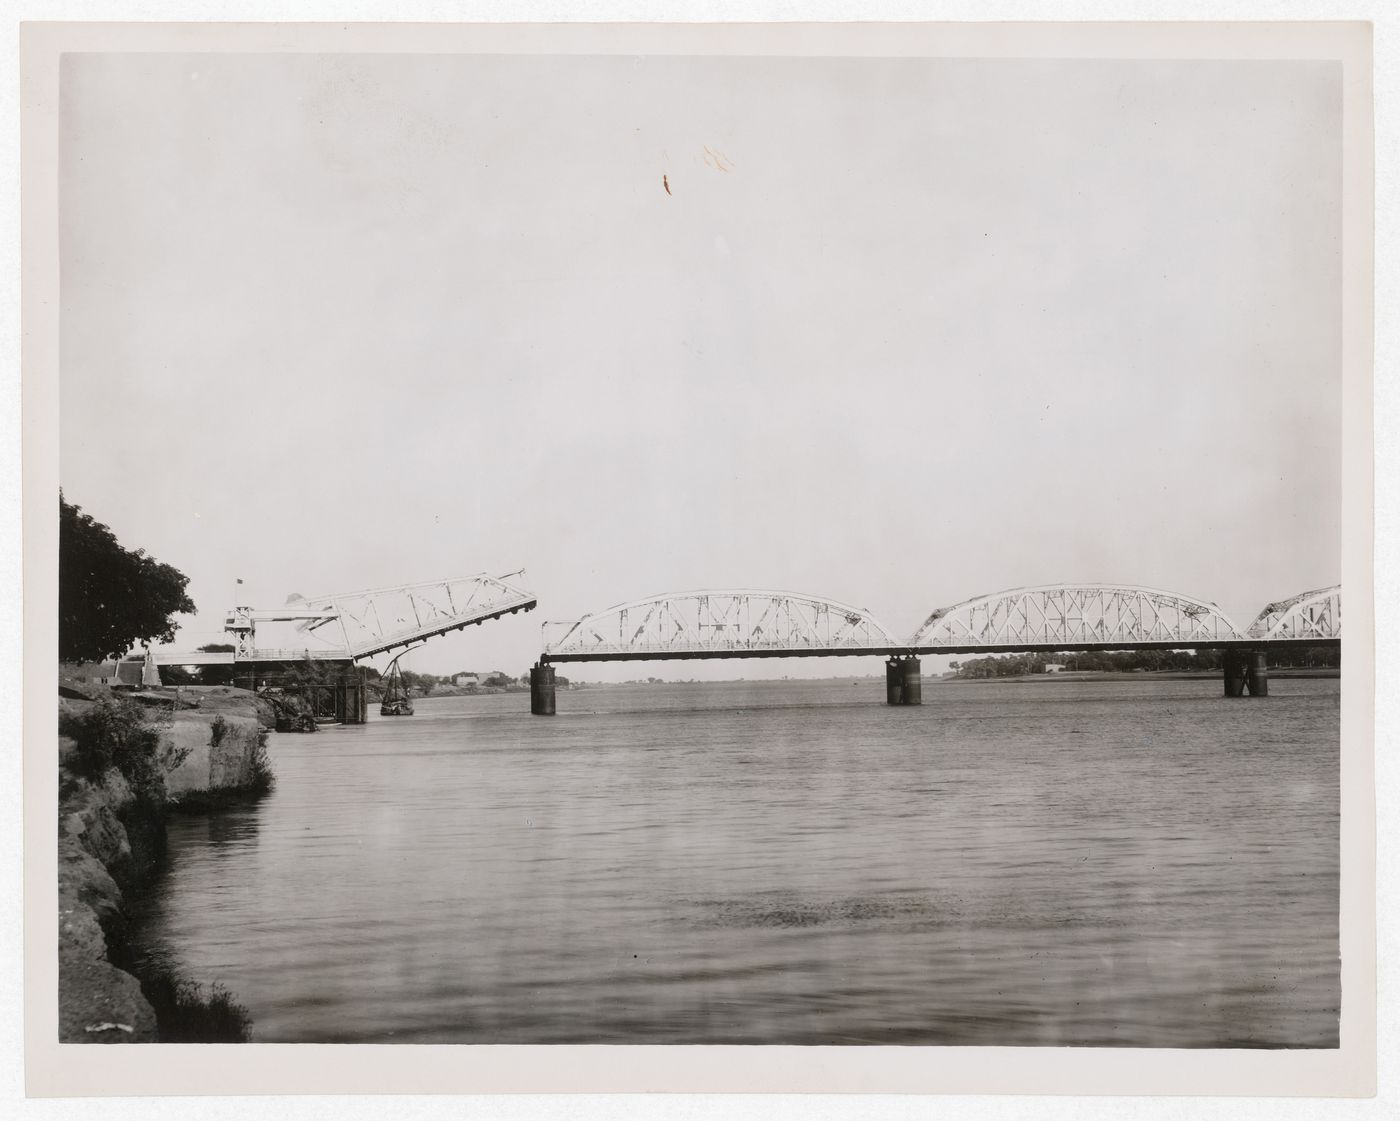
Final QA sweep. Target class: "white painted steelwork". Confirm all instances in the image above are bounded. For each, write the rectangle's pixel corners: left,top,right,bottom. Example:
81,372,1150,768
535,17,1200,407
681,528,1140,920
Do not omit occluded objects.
543,590,898,658
294,572,537,659
908,584,1245,648
1246,586,1341,641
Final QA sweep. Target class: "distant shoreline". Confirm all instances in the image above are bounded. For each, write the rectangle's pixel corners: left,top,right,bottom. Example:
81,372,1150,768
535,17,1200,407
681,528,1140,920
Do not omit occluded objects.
940,668,1341,684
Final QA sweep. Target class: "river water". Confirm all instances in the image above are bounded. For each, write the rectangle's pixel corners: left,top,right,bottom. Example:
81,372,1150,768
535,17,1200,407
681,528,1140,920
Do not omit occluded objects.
133,676,1340,1046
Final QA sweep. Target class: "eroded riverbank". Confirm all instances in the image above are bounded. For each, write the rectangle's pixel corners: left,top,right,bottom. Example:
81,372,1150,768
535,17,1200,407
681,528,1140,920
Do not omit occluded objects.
58,681,276,1042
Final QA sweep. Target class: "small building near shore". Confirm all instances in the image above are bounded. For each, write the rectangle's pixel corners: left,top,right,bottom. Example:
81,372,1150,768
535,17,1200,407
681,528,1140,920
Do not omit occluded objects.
61,661,120,685
454,674,479,687
1044,663,1067,674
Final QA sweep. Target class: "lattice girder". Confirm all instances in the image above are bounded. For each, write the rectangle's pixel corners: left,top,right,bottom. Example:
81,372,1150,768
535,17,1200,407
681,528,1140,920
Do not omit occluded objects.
908,584,1245,649
296,572,536,659
543,590,898,658
1246,586,1341,640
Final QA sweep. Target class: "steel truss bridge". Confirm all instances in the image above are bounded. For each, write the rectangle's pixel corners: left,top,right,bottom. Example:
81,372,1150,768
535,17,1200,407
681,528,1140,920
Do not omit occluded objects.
540,583,1342,663
541,590,901,663
147,572,536,668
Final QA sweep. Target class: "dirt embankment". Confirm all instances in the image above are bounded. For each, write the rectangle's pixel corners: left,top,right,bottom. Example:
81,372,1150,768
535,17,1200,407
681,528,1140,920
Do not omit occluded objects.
58,683,271,1043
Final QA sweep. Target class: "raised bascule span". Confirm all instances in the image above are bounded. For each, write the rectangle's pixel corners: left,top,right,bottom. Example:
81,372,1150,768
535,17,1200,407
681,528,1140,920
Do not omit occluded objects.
528,581,1342,713
134,571,537,725
288,572,537,660
143,571,537,671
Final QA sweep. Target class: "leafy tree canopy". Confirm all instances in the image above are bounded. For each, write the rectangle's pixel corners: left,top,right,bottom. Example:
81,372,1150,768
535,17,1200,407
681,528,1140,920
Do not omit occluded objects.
59,492,196,663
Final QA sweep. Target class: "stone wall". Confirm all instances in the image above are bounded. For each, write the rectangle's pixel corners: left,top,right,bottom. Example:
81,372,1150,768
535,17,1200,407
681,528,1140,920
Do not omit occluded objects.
163,711,264,798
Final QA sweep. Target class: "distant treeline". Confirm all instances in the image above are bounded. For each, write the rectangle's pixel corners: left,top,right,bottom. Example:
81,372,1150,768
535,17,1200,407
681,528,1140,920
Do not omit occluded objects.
950,647,1340,678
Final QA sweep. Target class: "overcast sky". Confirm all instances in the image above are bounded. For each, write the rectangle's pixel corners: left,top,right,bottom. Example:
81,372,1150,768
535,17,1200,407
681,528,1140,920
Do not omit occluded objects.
59,53,1342,678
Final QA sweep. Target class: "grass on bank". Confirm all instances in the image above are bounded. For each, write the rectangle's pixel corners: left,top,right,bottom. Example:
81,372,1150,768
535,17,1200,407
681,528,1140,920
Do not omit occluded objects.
137,970,253,1043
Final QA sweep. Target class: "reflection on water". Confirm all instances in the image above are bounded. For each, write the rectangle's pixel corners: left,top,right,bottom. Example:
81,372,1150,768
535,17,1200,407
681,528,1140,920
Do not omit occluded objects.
133,677,1340,1045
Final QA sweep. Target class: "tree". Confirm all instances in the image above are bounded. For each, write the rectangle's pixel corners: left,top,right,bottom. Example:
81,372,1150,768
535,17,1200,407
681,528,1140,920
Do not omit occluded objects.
398,670,436,697
59,492,196,664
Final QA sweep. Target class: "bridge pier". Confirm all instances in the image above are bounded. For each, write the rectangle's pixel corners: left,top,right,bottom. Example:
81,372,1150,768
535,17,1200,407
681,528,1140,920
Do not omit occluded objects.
333,677,368,724
886,656,922,705
530,661,556,715
1223,650,1246,697
1246,651,1269,697
1223,650,1268,697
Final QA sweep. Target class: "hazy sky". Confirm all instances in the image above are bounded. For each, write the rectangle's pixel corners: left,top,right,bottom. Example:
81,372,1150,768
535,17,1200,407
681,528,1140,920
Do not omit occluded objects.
59,53,1342,678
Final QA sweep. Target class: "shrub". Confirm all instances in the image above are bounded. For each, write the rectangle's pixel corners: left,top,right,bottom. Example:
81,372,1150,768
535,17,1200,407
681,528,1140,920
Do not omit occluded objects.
139,971,252,1043
248,728,275,796
58,695,185,803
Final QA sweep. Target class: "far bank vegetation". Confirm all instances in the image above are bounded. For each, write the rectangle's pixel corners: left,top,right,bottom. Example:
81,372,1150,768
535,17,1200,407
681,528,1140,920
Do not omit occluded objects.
950,647,1341,679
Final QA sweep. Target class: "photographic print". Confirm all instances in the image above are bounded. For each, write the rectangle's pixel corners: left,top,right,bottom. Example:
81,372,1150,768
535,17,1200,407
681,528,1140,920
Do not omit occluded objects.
23,19,1374,1098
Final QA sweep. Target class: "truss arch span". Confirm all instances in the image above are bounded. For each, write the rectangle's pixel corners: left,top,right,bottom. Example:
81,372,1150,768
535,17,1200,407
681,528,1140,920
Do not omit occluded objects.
1246,586,1341,641
908,583,1245,650
543,589,899,660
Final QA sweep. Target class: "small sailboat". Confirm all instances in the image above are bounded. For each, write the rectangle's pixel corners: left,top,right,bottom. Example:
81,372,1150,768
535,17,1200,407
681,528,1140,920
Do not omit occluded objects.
380,652,415,717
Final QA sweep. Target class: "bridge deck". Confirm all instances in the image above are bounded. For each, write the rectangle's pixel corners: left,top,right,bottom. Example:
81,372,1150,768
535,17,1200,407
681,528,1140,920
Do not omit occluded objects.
543,637,1340,663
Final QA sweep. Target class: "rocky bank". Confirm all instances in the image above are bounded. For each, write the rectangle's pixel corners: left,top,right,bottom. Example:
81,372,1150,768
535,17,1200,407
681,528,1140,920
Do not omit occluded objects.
57,684,273,1043
58,766,159,1042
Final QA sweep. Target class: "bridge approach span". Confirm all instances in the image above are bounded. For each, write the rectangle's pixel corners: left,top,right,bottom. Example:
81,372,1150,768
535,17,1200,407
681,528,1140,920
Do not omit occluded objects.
542,589,899,663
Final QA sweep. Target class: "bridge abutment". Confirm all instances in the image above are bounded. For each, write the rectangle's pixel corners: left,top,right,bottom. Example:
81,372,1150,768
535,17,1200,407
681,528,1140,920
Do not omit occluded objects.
530,662,556,715
886,656,922,705
1223,650,1269,697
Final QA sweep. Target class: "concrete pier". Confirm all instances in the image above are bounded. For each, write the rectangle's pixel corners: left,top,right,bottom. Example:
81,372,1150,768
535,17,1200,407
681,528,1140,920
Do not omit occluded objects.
885,658,903,704
1246,651,1269,697
1224,650,1268,697
530,661,557,715
886,656,922,705
901,656,922,705
1223,650,1246,697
